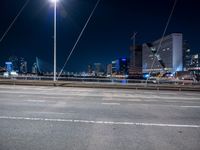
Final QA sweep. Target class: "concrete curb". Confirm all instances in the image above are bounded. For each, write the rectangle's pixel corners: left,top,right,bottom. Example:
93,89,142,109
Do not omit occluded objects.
0,79,200,92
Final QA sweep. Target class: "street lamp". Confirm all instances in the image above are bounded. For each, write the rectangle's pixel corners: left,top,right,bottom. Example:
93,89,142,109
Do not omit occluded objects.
50,0,58,81
50,0,59,2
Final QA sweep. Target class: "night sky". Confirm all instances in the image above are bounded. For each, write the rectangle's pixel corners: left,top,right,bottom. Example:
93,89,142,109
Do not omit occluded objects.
0,0,199,72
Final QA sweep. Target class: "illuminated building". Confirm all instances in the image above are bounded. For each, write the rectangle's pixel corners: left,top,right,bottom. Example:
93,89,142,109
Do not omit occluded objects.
183,41,192,70
190,54,200,68
8,56,19,71
129,45,142,78
112,58,128,76
107,64,112,76
19,58,27,73
87,64,93,74
142,33,183,74
94,63,104,76
32,62,38,74
5,62,13,73
189,54,200,81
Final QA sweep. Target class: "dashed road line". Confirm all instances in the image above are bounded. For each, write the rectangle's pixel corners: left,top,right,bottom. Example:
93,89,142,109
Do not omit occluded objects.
30,112,67,115
181,106,200,108
24,100,46,103
102,103,120,105
0,116,200,128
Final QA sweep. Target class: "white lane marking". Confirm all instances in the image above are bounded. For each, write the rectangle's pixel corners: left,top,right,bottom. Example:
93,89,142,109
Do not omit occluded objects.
101,103,120,105
181,106,200,108
31,112,66,115
152,96,200,100
24,100,46,103
102,98,141,101
0,116,200,128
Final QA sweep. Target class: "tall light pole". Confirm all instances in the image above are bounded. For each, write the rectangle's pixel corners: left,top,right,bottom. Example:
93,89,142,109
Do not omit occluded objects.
50,0,58,81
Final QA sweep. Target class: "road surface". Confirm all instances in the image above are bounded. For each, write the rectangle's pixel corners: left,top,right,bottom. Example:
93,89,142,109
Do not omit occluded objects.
0,85,200,150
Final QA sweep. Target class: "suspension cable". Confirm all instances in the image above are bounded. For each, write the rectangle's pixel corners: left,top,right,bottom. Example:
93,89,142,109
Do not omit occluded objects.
146,0,178,84
57,0,101,78
0,0,30,43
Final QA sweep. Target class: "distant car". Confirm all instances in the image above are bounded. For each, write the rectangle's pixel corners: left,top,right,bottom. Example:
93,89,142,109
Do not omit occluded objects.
148,77,157,84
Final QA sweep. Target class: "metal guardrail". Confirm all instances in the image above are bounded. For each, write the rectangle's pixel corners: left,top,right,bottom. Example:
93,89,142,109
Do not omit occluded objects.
0,75,199,86
0,76,200,85
0,77,200,91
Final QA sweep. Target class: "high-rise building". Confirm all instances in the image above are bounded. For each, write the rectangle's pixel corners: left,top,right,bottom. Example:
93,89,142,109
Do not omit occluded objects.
190,54,199,68
112,60,119,75
112,58,128,76
129,45,142,78
32,62,38,74
107,64,112,76
94,63,104,76
8,56,19,71
5,62,13,73
189,54,200,81
87,64,93,74
142,33,183,74
19,58,27,73
119,58,128,75
183,41,192,70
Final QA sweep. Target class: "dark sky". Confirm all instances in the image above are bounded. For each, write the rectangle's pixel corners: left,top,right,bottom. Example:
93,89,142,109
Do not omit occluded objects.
0,0,199,72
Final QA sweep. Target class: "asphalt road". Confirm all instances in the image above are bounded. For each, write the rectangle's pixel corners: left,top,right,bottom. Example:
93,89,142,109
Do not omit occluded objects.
0,85,200,150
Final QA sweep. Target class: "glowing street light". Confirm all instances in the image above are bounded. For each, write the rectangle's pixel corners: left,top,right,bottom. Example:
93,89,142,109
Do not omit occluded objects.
49,0,59,3
49,0,59,81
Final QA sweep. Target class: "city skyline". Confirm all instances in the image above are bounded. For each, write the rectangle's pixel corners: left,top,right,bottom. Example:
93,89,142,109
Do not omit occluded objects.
0,0,199,72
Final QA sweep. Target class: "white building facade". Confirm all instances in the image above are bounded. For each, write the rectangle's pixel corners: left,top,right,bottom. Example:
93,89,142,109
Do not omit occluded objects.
142,33,183,74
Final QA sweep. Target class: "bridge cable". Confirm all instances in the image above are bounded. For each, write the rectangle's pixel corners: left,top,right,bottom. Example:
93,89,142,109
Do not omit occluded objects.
0,0,30,43
57,0,101,78
145,0,178,85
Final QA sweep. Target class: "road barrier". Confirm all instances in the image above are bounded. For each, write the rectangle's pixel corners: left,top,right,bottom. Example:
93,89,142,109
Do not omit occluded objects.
0,78,200,92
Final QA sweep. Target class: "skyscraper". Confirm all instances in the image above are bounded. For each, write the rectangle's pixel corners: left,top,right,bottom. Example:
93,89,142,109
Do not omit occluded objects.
129,45,142,78
87,64,93,74
94,63,104,76
142,33,183,74
189,54,200,81
19,58,27,73
190,54,199,68
183,41,192,70
32,62,38,74
112,58,128,76
8,56,19,72
106,64,112,76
